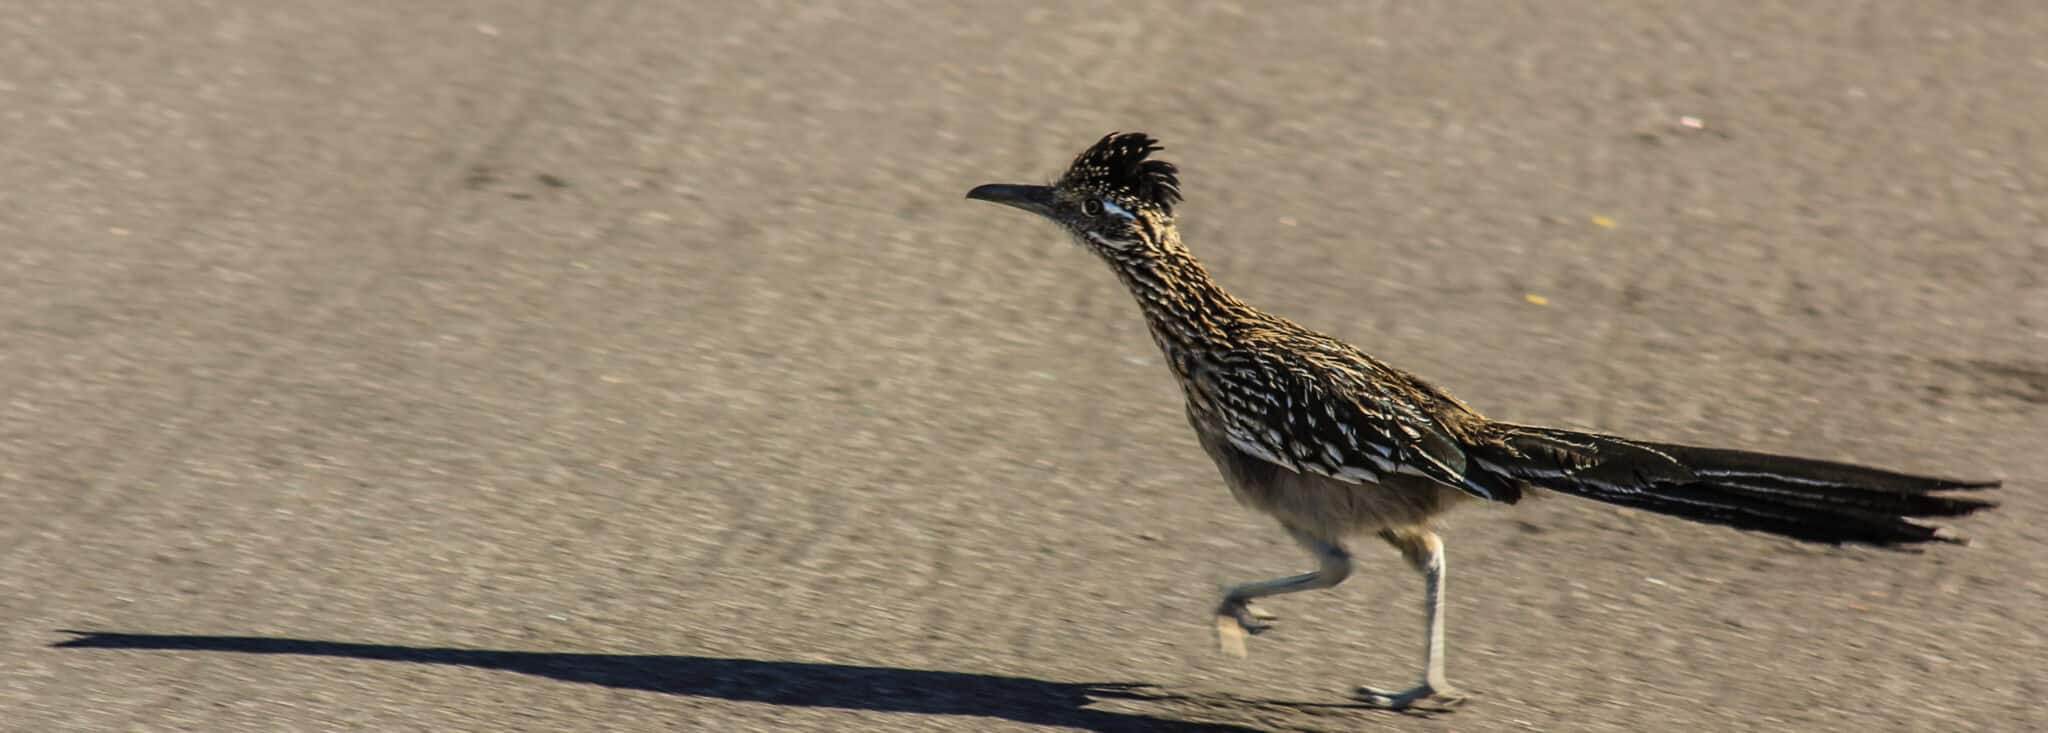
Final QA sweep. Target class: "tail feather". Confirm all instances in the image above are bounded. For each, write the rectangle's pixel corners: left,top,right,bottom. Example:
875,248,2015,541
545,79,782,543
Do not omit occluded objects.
1474,424,1998,546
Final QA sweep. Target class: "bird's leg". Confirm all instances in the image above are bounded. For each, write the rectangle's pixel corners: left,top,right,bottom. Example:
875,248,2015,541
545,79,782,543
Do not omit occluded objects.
1355,528,1467,710
1215,528,1351,657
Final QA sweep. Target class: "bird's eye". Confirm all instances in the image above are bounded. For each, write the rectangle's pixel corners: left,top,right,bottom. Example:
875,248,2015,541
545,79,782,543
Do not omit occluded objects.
1081,199,1104,217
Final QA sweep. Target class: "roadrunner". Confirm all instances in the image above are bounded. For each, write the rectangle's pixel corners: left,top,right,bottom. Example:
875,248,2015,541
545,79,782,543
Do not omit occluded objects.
966,132,1999,709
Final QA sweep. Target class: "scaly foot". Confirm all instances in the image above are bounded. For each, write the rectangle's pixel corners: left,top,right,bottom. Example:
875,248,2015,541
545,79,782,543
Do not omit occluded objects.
1213,597,1277,658
1353,683,1468,712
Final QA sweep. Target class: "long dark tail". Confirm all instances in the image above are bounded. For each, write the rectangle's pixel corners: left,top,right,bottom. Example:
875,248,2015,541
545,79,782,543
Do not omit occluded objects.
1470,424,1999,546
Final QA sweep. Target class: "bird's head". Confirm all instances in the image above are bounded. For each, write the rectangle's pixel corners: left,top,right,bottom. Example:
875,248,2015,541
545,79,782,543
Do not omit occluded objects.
967,132,1182,260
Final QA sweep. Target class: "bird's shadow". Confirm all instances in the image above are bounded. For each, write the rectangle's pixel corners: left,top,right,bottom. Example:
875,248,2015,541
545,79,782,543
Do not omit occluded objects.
52,631,1380,732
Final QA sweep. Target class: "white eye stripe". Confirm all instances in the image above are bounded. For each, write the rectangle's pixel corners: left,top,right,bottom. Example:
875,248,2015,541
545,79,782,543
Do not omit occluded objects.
1099,199,1137,221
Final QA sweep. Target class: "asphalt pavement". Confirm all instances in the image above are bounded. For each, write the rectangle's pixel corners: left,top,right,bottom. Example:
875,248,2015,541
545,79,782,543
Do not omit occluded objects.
4,2,2044,731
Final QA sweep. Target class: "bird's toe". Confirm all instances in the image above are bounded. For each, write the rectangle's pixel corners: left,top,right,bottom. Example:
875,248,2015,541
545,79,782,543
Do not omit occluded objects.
1353,684,1468,712
1213,598,1277,657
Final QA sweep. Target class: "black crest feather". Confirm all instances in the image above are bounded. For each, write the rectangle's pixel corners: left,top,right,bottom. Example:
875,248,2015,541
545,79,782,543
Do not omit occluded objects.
1061,132,1182,214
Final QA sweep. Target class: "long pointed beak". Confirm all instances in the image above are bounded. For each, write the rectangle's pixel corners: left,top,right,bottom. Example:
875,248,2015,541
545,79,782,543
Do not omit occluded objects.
965,183,1056,218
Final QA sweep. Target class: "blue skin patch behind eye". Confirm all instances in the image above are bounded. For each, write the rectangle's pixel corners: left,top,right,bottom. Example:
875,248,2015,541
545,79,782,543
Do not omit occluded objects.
1100,199,1137,221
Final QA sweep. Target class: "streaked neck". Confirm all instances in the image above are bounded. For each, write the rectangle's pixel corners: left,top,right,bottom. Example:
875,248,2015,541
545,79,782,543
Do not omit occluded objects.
1105,237,1258,351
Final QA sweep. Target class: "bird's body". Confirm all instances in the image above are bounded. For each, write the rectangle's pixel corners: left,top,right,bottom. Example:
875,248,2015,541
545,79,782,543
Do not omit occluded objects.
1123,254,1481,541
967,132,1998,709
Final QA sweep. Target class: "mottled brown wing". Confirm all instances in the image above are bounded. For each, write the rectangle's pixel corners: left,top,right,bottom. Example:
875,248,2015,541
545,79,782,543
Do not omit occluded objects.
1190,348,1520,503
